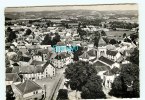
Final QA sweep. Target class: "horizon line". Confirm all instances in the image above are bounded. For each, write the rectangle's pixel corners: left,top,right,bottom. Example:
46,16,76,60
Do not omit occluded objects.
5,3,138,13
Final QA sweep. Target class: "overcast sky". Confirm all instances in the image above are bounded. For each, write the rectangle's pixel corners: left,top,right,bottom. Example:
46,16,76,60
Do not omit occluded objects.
5,3,138,12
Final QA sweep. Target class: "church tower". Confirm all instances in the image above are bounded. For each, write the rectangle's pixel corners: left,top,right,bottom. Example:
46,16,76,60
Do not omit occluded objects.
97,34,107,58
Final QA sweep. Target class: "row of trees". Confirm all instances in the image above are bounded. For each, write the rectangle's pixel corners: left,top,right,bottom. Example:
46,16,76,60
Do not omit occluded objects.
109,21,139,30
64,61,106,99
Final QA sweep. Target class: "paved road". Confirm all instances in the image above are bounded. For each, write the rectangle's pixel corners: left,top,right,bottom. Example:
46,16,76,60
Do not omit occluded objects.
35,67,66,100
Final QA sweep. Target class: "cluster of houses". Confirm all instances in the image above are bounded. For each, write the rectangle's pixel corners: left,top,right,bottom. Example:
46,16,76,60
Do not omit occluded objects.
5,16,139,99
5,18,80,99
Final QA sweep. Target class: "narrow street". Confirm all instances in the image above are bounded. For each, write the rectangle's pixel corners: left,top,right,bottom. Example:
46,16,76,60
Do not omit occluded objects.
35,67,66,100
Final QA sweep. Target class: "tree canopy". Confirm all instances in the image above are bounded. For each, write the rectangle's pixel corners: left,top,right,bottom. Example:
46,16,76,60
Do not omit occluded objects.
129,48,139,66
64,61,106,99
109,39,117,45
56,89,68,100
41,33,61,46
109,63,139,98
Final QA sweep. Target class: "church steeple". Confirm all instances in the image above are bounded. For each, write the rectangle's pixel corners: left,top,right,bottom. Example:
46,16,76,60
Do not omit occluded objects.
98,32,106,47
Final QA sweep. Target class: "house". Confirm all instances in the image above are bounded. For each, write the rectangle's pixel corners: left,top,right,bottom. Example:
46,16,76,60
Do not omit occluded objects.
122,56,130,64
19,56,32,66
106,50,118,61
19,61,55,80
79,48,97,63
12,80,43,100
32,54,43,61
6,73,21,86
51,52,72,68
37,49,52,62
10,62,19,68
42,61,56,78
87,49,97,60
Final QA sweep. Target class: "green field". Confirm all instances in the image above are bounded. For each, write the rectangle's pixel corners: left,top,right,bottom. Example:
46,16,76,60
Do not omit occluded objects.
106,30,134,37
105,30,134,40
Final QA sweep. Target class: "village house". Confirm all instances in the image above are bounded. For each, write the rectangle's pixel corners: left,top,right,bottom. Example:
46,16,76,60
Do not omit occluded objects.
106,50,118,61
37,49,52,62
19,61,55,80
50,52,72,68
19,56,32,66
6,73,21,86
12,80,43,100
31,54,43,61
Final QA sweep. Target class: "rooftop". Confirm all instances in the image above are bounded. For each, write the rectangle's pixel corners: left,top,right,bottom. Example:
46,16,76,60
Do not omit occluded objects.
19,56,31,62
98,37,106,47
99,56,115,66
6,73,21,82
79,52,90,59
106,50,118,56
93,61,110,72
15,80,42,95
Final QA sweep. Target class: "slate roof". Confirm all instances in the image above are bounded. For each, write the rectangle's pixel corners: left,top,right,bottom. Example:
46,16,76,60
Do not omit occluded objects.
30,60,45,65
89,58,97,62
93,61,110,72
15,80,42,95
42,61,55,71
19,65,43,74
19,56,31,62
99,56,115,66
6,67,13,73
55,52,70,60
6,73,21,82
57,42,66,46
79,52,90,59
12,66,20,73
106,50,118,56
87,49,97,57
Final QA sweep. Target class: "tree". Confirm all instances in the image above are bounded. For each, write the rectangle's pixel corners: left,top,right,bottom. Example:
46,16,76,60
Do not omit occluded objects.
41,33,61,46
6,85,15,100
23,28,32,36
103,37,109,44
109,63,139,98
129,48,139,66
6,29,17,42
56,89,68,100
109,39,117,45
101,30,106,36
93,31,100,47
64,61,106,99
123,33,127,38
73,46,83,61
81,74,106,99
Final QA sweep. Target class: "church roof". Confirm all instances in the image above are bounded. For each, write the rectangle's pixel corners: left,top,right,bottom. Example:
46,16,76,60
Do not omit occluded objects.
98,37,106,47
87,49,97,57
79,52,90,59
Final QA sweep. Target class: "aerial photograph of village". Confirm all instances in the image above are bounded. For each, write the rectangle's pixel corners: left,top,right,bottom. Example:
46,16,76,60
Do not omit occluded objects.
5,3,139,100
